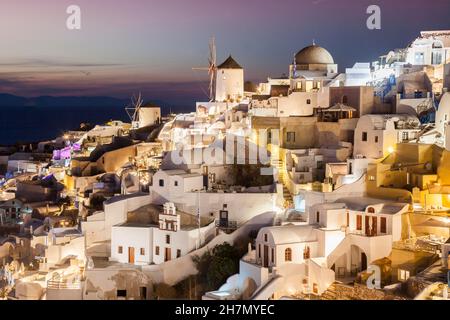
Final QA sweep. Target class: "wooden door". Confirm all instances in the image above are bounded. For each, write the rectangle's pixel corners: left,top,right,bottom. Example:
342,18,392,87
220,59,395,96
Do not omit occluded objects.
372,216,377,236
165,247,171,262
128,247,135,264
365,216,370,236
263,245,269,267
361,252,367,271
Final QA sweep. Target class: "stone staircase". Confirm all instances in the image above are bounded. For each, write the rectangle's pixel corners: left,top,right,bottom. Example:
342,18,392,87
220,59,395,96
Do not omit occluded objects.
320,282,339,300
270,158,293,208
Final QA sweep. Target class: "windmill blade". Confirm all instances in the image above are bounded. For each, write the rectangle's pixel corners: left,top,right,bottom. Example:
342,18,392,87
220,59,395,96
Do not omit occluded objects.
208,36,217,101
190,36,217,101
125,92,144,124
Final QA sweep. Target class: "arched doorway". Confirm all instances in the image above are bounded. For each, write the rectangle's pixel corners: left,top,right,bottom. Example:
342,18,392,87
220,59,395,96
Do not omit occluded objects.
361,252,368,271
350,245,368,274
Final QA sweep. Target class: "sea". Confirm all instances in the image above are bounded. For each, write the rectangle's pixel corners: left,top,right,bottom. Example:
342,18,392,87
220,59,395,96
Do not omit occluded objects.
0,105,130,146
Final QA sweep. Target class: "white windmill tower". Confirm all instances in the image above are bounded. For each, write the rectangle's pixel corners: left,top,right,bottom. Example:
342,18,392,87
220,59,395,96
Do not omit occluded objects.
193,36,217,102
125,93,144,129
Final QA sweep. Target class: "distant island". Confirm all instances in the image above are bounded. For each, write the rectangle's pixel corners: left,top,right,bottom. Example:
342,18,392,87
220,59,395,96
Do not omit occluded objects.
0,93,129,108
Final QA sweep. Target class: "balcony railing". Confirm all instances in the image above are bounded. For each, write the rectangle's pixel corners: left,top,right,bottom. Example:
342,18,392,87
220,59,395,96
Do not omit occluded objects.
215,220,238,231
47,280,82,290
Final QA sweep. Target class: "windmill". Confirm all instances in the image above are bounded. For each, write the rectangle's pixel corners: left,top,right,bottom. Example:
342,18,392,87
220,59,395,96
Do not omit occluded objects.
193,37,217,102
125,92,144,129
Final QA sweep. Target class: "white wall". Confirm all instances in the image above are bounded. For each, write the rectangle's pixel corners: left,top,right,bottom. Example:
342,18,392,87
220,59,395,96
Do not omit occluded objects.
45,236,86,266
82,194,151,246
138,107,161,128
216,68,244,102
111,226,153,265
151,181,277,225
83,268,150,300
152,222,215,264
436,93,450,141
239,259,269,288
275,89,329,117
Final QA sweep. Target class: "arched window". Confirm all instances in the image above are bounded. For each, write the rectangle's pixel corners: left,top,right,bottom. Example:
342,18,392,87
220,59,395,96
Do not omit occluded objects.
342,96,348,104
285,248,292,262
368,207,375,214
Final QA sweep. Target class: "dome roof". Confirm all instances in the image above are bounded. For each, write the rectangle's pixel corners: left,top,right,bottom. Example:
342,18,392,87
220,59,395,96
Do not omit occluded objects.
295,44,334,65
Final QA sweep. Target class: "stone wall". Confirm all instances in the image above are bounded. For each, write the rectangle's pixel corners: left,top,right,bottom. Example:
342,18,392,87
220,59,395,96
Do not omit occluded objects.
332,283,406,300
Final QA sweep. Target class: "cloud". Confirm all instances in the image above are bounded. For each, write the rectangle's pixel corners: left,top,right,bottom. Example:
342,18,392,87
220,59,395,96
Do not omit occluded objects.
0,58,123,68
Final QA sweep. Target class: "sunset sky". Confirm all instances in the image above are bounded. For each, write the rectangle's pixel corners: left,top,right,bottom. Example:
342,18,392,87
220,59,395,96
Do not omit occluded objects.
0,0,449,105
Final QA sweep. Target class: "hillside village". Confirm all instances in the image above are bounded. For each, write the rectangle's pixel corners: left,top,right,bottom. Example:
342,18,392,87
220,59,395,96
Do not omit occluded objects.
0,30,450,301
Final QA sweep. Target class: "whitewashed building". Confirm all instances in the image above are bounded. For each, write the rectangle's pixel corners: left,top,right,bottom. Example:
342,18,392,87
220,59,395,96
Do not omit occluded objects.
205,196,408,300
353,114,421,159
150,170,280,226
110,203,215,265
406,30,450,66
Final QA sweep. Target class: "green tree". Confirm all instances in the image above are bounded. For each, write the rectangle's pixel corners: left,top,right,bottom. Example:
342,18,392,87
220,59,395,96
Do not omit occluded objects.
192,243,243,291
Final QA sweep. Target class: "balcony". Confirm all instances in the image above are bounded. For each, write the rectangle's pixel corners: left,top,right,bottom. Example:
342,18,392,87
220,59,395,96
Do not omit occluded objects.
47,279,82,290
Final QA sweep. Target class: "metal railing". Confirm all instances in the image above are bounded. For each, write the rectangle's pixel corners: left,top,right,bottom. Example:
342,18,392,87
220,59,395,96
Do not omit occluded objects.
47,280,82,290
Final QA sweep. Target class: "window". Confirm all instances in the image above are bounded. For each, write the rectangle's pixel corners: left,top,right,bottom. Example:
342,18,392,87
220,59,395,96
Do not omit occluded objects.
313,283,318,294
287,132,296,143
285,248,292,262
166,235,171,244
375,136,379,143
306,99,311,105
303,246,311,259
140,248,145,255
264,234,268,242
317,161,324,170
271,248,274,263
362,132,368,142
174,181,178,187
356,215,362,231
117,290,127,298
159,179,164,187
177,249,181,258
118,246,123,254
155,246,160,255
258,244,261,258
398,269,410,281
402,132,409,141
316,211,320,223
220,210,228,219
415,52,425,65
346,211,349,227
368,207,375,214
380,217,387,233
432,51,442,65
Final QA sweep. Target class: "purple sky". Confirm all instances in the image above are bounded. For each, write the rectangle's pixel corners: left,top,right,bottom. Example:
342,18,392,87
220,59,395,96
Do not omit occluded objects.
0,0,449,106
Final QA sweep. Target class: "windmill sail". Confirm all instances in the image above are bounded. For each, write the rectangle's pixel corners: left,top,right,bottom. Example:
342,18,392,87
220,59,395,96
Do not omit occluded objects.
208,37,217,102
192,36,217,102
125,93,144,129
